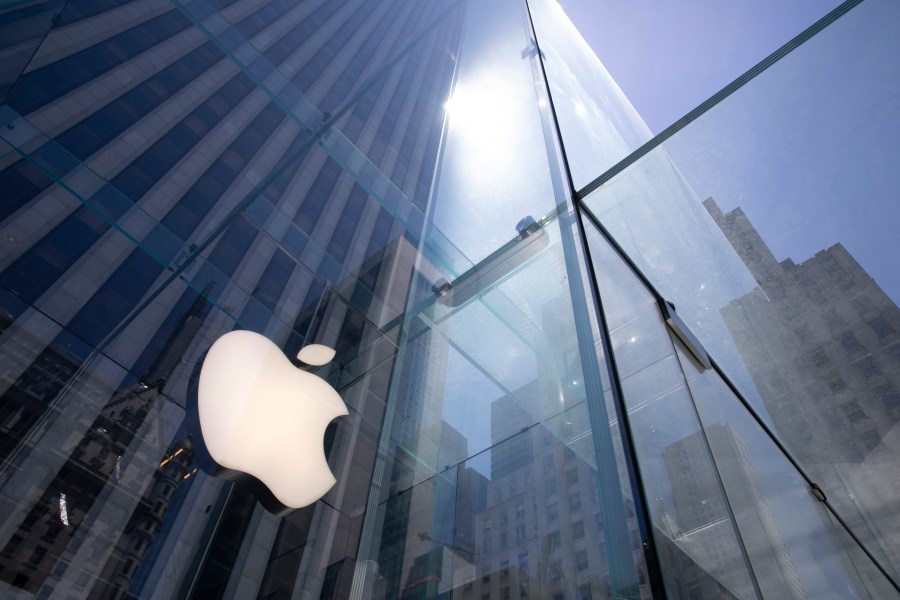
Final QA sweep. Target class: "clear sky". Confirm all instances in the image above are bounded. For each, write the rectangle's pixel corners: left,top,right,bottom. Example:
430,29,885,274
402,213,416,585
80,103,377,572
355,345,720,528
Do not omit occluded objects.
557,0,843,133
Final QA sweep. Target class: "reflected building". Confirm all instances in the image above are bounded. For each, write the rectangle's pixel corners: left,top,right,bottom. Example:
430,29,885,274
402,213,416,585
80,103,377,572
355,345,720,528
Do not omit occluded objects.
662,425,803,599
0,0,462,596
707,197,900,575
452,393,651,600
706,198,900,458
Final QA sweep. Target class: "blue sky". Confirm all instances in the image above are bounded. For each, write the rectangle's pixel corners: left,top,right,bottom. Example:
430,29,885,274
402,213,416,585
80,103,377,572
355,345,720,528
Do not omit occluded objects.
558,0,843,133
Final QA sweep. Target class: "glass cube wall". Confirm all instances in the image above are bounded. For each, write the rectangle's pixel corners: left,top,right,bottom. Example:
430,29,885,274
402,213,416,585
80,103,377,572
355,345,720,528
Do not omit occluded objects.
0,0,898,598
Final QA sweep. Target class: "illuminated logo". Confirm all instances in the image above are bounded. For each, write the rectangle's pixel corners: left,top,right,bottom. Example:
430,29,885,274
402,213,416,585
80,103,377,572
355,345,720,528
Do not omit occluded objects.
188,331,347,514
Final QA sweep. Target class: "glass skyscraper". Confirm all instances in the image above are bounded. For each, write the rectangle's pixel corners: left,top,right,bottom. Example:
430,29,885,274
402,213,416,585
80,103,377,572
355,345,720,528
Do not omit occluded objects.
1,0,898,598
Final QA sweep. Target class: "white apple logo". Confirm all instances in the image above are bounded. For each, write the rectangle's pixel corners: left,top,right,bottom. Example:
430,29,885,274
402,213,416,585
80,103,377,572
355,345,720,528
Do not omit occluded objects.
195,330,347,510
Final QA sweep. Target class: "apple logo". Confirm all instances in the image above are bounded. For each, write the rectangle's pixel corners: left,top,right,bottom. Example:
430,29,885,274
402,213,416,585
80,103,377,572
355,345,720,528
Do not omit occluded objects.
186,330,347,514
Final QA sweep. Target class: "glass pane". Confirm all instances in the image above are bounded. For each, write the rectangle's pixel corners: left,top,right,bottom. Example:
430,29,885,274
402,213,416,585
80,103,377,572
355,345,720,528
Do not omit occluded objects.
358,215,647,597
584,222,759,599
582,0,900,582
364,418,646,599
675,340,899,599
528,0,652,190
556,0,843,134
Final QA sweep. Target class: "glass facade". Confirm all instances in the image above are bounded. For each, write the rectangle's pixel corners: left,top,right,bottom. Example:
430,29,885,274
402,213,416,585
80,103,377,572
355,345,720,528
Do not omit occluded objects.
0,0,897,598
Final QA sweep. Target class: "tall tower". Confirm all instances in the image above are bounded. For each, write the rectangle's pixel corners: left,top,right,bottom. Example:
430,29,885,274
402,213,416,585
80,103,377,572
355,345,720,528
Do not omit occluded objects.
0,0,464,596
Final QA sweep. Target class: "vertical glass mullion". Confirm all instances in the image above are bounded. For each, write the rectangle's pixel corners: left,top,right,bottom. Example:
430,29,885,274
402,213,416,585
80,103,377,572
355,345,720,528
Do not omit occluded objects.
522,1,656,597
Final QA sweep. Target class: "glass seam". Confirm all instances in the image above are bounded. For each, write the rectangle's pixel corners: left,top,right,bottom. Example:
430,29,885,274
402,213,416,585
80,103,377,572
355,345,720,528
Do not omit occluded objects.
523,0,667,596
665,323,765,599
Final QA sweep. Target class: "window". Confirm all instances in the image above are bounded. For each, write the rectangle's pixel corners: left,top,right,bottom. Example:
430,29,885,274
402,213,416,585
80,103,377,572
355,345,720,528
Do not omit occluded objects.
572,520,585,540
842,400,866,422
569,492,582,512
852,295,875,316
544,455,554,473
123,558,137,576
869,316,897,340
837,276,857,290
518,552,529,572
822,309,844,326
500,587,510,600
810,349,829,368
510,478,518,495
547,502,559,521
840,332,863,355
856,357,882,380
876,385,900,410
820,255,840,274
549,530,561,551
501,560,510,580
516,503,525,518
516,524,526,542
550,560,563,581
827,373,847,392
861,429,881,451
576,550,588,572
28,545,47,565
566,468,578,486
578,584,593,600
545,478,557,496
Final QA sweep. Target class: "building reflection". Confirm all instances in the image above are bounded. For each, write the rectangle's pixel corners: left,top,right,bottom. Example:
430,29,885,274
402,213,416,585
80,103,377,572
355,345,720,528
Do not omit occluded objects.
708,197,900,577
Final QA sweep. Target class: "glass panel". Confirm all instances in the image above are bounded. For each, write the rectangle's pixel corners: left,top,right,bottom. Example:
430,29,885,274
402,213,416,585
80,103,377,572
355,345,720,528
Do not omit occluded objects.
584,222,759,599
352,0,653,595
363,418,647,599
0,299,194,597
528,0,652,191
427,0,556,267
582,0,900,582
555,0,844,134
0,0,67,104
358,212,647,597
675,340,900,599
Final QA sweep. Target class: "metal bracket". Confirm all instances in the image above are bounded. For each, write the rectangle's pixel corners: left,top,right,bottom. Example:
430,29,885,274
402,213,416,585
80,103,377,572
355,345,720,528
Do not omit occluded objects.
431,215,548,307
658,299,711,370
810,483,827,502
